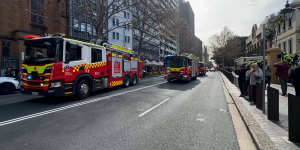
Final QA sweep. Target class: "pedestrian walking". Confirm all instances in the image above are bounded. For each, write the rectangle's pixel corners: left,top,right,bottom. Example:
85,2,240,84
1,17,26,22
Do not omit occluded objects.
274,60,291,96
249,64,263,105
290,64,300,96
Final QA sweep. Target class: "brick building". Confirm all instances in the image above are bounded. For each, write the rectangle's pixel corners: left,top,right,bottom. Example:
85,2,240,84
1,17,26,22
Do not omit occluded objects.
0,0,68,76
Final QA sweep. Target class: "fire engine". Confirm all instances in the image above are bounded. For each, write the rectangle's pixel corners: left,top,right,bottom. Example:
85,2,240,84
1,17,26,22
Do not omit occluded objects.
20,35,143,99
164,55,198,82
198,62,206,76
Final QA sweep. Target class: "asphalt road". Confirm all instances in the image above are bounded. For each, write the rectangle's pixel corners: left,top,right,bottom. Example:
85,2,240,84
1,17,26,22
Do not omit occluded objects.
0,72,239,150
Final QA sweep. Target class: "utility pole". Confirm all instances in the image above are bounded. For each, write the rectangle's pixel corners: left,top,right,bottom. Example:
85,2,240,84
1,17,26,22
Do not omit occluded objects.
262,25,266,114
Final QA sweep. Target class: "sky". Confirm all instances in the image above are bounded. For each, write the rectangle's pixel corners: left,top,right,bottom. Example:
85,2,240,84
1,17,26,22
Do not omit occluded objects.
187,0,285,46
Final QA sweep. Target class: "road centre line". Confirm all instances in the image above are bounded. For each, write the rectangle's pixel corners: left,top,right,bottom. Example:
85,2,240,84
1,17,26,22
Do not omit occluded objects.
0,82,167,127
138,97,170,117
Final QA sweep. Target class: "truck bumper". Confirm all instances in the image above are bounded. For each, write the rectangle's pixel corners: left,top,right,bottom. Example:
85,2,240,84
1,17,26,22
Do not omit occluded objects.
20,87,65,97
167,74,188,81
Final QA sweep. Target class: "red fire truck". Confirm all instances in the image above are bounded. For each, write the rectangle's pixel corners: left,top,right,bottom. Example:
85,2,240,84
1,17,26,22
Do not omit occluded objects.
198,62,206,76
20,35,143,99
164,55,198,82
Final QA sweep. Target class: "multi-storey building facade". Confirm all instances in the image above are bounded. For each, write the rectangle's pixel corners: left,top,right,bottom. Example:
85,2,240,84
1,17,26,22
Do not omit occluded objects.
275,0,300,54
68,0,98,41
0,0,68,76
107,0,133,49
245,24,264,56
246,0,300,56
132,0,179,63
178,0,196,55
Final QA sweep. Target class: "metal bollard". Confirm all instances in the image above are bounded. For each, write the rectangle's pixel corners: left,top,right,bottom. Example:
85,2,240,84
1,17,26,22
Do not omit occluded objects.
256,84,263,110
288,94,300,143
267,87,279,121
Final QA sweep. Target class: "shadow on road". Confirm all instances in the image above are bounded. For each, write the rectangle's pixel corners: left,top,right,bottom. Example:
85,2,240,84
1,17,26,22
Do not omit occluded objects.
157,79,201,91
0,91,19,95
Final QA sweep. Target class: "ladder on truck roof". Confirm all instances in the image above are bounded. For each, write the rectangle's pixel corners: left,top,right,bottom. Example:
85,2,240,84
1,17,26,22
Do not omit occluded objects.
104,43,133,55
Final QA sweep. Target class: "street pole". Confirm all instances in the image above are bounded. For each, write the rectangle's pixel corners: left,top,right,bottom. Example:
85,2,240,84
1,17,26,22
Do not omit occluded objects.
262,25,266,114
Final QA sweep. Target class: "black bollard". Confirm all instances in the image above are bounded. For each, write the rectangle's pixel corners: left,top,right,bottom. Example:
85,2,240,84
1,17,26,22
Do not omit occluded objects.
288,94,300,143
267,87,279,121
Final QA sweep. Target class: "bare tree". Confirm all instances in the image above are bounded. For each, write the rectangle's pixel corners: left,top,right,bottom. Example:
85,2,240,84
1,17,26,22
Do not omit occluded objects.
211,27,244,66
78,0,137,41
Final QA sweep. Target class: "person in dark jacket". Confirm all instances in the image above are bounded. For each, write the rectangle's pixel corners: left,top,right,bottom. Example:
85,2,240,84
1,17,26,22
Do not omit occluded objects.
290,65,300,96
237,65,247,97
274,61,291,96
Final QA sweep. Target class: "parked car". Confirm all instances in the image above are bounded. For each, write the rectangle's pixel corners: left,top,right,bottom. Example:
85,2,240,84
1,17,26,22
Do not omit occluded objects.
0,77,19,93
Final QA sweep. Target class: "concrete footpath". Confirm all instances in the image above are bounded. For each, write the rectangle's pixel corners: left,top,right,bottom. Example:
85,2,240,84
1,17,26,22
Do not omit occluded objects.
220,73,300,150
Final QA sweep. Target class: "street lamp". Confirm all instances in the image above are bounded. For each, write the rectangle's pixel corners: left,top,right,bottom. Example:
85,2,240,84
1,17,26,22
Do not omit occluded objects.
280,0,295,17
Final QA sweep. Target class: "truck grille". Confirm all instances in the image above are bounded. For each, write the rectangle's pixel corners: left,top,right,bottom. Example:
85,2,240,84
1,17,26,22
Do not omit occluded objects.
27,81,42,85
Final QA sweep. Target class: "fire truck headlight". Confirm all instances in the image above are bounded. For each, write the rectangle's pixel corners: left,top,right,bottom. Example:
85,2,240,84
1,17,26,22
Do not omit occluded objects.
51,81,62,88
183,75,188,78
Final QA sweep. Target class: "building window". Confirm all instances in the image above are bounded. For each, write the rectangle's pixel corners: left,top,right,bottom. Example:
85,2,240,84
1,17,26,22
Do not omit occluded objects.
113,18,119,26
112,32,119,40
73,18,79,29
31,0,44,24
278,43,281,48
283,41,286,52
289,39,292,54
87,24,92,35
124,36,130,43
116,32,119,40
81,22,86,32
124,11,127,18
112,32,115,39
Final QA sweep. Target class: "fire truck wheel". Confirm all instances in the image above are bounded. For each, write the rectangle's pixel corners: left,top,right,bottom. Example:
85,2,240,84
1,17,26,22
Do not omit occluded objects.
123,76,130,87
131,75,137,86
76,79,90,99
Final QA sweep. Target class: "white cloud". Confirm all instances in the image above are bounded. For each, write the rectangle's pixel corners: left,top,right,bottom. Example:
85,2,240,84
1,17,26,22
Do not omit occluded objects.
187,0,283,45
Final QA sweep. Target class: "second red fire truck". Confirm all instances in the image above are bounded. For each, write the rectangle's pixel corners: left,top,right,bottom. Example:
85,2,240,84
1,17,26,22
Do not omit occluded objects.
20,35,143,99
164,55,198,82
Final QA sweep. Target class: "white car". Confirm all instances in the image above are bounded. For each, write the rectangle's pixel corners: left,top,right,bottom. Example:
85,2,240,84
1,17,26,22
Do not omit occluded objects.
0,77,20,93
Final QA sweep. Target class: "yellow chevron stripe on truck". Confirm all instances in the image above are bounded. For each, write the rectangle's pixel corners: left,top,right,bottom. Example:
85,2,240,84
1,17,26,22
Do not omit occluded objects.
109,80,123,87
22,63,54,74
169,67,185,72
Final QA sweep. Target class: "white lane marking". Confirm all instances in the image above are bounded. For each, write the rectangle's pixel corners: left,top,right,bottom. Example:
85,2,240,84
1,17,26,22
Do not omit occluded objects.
0,82,167,127
138,98,170,117
196,118,205,122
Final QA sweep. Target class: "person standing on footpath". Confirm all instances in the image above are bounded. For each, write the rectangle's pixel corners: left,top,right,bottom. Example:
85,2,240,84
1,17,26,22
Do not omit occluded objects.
290,63,300,96
249,64,263,105
265,65,271,88
245,65,251,98
274,60,291,96
237,65,247,97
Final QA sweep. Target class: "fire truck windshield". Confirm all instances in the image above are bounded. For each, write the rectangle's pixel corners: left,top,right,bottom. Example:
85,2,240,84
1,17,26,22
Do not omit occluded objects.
24,39,62,65
199,63,205,68
165,56,186,67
